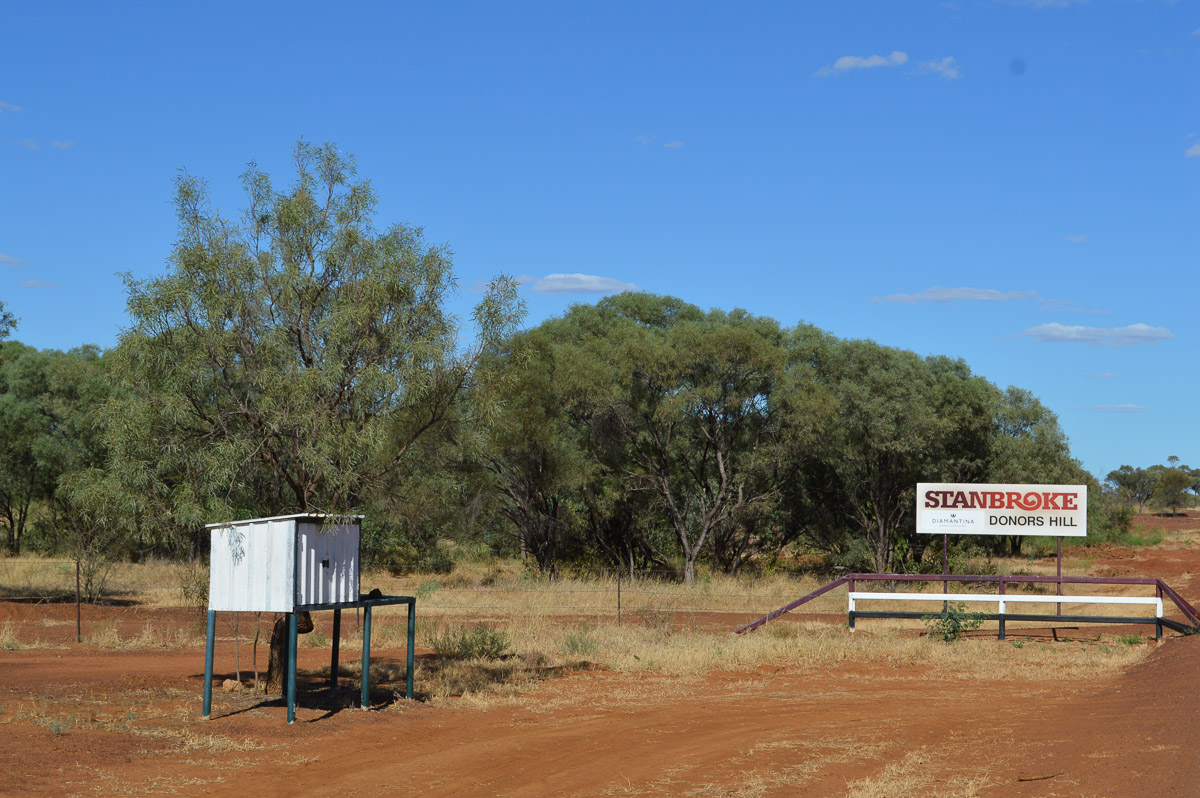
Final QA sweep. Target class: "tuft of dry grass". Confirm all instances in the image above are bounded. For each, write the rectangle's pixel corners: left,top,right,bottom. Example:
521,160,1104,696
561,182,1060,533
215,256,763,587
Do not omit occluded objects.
844,748,993,798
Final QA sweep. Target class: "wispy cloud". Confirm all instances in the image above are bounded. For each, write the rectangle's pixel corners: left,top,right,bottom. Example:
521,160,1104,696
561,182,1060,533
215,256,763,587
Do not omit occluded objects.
1064,234,1086,243
1085,372,1118,379
875,287,1037,304
0,100,22,113
18,280,57,289
1073,404,1150,414
1021,322,1173,346
528,273,638,295
1186,142,1200,158
50,140,75,149
0,252,23,267
16,138,39,149
663,140,683,149
997,0,1087,8
816,51,908,77
634,135,655,146
918,57,960,79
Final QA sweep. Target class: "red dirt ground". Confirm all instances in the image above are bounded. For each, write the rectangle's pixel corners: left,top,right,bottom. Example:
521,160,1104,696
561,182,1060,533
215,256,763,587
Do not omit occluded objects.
2,513,1198,797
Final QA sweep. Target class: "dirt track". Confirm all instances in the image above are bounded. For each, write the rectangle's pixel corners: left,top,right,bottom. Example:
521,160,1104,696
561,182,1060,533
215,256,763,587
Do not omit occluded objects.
2,517,1198,797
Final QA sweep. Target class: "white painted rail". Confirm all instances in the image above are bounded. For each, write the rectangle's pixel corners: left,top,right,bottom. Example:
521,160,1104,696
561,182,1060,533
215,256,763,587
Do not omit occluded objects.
848,591,1163,617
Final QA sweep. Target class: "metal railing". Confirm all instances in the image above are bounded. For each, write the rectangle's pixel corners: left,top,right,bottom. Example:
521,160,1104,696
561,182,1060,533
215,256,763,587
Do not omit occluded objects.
735,573,1200,637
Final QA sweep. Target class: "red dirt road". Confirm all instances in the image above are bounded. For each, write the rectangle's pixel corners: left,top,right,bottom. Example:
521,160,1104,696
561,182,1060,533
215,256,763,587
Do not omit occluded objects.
3,635,1198,797
2,514,1199,797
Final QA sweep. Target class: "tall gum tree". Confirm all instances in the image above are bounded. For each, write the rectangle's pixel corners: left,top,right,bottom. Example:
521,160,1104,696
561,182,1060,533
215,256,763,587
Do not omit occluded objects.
106,141,522,689
546,293,821,583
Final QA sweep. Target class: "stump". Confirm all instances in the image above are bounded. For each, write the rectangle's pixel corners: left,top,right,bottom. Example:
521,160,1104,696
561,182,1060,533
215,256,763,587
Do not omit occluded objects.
265,611,314,695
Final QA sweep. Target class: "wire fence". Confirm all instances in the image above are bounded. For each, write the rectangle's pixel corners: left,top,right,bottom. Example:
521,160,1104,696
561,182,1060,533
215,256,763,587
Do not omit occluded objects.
0,560,841,645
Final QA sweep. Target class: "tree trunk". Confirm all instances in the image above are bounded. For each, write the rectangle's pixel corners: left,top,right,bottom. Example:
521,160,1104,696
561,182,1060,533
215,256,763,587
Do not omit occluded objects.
265,612,313,695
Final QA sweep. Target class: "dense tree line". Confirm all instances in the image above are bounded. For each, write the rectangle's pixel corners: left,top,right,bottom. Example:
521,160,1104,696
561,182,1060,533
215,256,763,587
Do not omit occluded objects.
0,144,1141,584
1106,457,1199,516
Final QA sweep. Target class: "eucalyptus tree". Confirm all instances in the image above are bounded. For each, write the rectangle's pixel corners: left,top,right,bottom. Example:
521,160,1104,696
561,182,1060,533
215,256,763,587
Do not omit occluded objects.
474,327,591,573
0,300,14,339
1106,465,1155,513
0,343,57,554
545,293,812,582
801,332,997,573
105,141,521,689
986,386,1082,554
107,141,523,540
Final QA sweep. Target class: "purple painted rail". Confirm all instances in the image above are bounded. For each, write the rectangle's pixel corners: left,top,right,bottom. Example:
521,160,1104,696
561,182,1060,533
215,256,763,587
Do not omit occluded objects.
735,572,1200,635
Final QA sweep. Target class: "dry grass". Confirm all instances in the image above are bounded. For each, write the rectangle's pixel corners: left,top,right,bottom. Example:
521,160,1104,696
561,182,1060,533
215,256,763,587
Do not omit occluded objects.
844,748,993,798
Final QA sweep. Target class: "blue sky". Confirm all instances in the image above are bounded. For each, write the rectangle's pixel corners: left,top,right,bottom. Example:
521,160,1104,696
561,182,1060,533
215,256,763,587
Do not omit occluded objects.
2,0,1197,480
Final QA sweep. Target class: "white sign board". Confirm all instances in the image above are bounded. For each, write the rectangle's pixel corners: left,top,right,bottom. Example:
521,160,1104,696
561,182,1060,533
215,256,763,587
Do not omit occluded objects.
916,483,1087,536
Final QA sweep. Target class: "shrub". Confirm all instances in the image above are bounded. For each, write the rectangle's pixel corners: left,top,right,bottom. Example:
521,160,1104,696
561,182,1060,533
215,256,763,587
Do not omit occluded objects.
431,624,512,660
559,625,598,658
922,602,985,642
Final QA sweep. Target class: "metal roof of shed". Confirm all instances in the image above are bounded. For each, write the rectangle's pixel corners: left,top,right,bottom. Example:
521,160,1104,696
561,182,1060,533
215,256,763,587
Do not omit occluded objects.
204,513,365,529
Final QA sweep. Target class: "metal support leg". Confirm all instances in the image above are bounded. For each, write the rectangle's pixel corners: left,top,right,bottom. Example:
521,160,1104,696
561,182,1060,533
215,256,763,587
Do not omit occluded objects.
361,605,373,710
1156,620,1162,642
287,612,298,724
330,608,341,688
848,611,855,632
406,600,415,700
202,610,215,719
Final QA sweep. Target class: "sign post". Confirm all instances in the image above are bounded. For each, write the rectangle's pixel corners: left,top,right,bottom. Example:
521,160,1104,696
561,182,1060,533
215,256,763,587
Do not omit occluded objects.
917,483,1087,605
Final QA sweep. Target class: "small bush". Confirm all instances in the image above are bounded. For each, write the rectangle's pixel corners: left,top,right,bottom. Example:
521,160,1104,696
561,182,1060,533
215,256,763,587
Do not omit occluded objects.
559,625,598,657
922,602,986,642
416,580,442,600
431,624,512,660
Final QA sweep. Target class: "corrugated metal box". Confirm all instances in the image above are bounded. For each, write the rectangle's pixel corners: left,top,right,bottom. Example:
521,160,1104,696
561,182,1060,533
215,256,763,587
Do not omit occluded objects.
206,514,362,612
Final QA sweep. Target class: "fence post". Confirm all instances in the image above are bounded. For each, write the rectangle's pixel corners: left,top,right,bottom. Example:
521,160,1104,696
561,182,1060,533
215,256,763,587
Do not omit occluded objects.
617,570,622,626
75,560,82,643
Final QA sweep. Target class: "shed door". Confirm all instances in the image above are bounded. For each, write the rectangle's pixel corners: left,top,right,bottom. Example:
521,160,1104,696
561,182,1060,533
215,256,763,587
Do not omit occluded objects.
295,521,360,607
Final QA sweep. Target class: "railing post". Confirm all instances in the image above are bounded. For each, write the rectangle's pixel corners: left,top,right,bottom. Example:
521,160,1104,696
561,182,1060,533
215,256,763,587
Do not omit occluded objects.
1056,537,1062,616
998,578,1006,641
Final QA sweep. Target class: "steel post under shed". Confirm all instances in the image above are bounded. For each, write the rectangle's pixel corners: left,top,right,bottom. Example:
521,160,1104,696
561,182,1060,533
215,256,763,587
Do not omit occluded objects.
202,594,415,724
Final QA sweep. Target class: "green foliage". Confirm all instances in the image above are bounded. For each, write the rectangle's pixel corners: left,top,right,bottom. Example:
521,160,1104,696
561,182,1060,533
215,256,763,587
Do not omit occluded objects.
415,579,442,600
559,624,599,658
430,624,512,660
1116,634,1143,646
103,141,522,550
922,602,986,642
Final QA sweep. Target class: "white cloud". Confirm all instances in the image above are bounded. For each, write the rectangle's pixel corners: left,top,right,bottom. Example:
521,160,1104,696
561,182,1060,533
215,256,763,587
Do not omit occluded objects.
875,286,1037,304
816,51,908,77
1064,234,1086,243
528,273,638,295
1074,404,1150,414
51,140,75,149
16,138,39,149
634,135,654,146
1186,142,1200,158
1085,372,1118,379
0,252,22,266
663,140,683,149
1020,322,1173,346
918,57,960,79
18,280,57,289
0,101,22,113
997,0,1087,8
